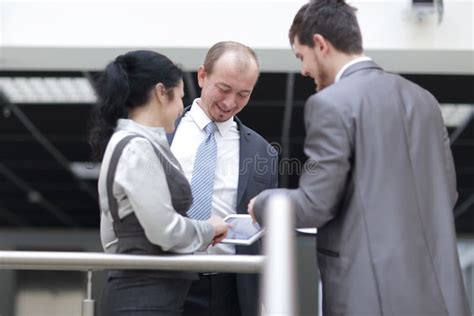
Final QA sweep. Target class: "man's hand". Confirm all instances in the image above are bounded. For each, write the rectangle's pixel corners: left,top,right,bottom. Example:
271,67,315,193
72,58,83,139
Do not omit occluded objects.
247,196,257,223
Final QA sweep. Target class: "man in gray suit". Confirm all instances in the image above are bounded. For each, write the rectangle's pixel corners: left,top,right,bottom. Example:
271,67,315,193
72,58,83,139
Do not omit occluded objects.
249,1,470,314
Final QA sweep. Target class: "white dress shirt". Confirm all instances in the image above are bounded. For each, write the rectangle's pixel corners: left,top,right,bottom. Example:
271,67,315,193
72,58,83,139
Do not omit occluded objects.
335,56,372,83
99,119,214,254
171,99,240,255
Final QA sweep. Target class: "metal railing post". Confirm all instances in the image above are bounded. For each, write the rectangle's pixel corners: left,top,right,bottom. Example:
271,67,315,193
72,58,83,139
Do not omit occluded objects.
82,270,95,316
262,194,297,316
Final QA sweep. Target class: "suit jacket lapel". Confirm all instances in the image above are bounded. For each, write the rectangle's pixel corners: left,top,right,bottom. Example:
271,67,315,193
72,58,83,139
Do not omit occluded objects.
236,117,252,209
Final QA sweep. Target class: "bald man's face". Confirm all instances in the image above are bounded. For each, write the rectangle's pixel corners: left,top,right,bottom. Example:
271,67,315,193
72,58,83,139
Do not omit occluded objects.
197,53,259,122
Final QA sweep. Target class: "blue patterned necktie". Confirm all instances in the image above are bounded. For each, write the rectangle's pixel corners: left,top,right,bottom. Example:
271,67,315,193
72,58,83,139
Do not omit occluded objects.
187,122,218,220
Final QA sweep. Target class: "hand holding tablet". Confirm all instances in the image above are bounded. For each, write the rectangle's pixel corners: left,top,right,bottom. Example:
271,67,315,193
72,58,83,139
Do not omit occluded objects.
221,214,264,245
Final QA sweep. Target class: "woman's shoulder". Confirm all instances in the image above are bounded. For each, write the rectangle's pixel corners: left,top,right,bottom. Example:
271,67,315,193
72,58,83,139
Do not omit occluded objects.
106,131,156,167
109,131,153,151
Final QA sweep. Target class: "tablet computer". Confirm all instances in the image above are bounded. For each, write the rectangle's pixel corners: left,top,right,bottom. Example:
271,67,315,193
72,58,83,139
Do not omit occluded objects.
221,214,264,246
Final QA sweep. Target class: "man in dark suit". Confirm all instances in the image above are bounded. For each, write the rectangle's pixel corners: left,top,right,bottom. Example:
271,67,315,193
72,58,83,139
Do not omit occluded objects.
169,41,278,316
249,1,470,315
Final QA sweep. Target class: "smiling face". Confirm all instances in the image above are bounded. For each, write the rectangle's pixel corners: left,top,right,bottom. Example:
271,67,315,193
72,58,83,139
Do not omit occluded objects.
197,52,259,122
293,35,332,92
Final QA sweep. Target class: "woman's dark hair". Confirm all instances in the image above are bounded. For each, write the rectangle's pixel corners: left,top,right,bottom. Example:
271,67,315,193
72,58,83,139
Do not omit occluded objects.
89,50,182,161
289,0,363,54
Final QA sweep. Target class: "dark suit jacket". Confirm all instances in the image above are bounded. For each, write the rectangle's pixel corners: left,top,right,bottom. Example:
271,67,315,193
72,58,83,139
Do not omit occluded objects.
168,105,279,316
254,61,470,315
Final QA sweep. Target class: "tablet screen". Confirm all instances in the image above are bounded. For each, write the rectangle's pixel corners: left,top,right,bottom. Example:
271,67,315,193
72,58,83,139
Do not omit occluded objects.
221,215,263,245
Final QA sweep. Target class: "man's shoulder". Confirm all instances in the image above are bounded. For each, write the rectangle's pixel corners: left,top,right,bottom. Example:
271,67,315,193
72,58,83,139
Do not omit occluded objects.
236,118,277,156
306,68,393,108
236,119,266,143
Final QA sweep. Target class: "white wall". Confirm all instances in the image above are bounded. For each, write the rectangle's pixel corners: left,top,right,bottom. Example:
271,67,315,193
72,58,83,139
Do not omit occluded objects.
0,0,473,73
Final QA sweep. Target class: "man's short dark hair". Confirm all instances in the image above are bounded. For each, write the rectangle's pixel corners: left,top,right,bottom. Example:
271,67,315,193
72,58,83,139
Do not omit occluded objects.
289,0,363,54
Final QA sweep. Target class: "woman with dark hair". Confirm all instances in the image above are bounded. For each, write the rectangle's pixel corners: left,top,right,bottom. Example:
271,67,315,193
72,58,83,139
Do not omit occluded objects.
90,50,228,316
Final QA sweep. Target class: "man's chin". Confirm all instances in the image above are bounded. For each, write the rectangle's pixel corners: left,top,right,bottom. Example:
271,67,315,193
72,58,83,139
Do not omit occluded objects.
214,115,231,122
212,110,232,122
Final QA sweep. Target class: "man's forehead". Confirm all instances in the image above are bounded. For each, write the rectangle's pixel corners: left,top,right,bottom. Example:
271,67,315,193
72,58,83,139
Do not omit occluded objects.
215,78,255,92
207,67,255,89
292,43,302,57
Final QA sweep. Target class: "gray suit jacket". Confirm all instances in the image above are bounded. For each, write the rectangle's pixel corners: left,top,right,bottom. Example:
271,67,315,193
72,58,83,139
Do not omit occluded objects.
169,106,279,316
254,61,470,315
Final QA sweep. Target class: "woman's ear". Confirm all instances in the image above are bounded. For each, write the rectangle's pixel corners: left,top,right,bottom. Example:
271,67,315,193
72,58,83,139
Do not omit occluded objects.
154,83,167,104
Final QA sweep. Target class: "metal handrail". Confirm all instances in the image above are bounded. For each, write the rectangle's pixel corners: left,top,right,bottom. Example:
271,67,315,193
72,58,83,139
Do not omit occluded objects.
0,252,263,273
0,251,264,316
0,195,296,316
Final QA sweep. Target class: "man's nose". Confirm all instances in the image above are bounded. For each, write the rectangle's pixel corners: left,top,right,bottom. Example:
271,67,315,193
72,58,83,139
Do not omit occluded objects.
222,94,236,109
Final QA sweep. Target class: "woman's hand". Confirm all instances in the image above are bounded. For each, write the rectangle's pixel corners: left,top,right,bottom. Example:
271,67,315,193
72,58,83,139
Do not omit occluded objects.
207,216,229,246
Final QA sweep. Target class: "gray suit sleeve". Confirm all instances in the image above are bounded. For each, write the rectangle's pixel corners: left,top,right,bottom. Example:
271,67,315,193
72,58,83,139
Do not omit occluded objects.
254,96,352,228
442,125,458,207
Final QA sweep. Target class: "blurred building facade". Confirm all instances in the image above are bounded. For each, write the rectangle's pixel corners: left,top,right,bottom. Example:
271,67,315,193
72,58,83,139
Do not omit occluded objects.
0,1,473,315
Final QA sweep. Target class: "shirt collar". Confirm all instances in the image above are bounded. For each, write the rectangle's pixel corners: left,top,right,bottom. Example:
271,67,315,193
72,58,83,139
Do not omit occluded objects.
116,119,168,146
189,98,234,136
335,56,372,82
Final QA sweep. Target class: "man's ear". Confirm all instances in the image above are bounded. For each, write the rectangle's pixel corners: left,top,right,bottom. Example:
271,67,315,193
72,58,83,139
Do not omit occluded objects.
313,34,330,55
197,65,206,88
